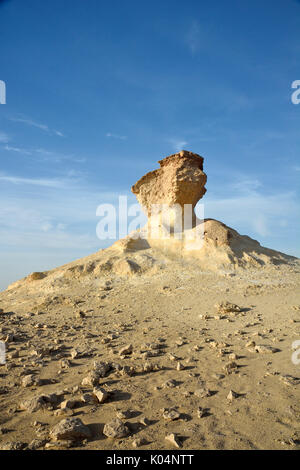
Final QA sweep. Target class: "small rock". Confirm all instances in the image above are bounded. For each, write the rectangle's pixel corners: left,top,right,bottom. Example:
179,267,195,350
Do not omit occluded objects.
163,379,177,388
227,390,240,401
177,362,185,371
81,393,94,404
50,417,91,441
223,361,238,375
132,437,147,448
21,374,41,387
195,387,213,398
0,441,27,450
60,399,78,410
119,344,133,356
28,439,48,450
162,408,181,421
165,433,181,448
92,386,110,404
255,345,280,354
81,371,99,387
103,418,129,438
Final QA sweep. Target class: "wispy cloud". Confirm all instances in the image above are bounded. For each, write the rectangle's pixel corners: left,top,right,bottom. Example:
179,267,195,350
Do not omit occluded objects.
106,132,127,140
2,144,85,163
231,178,262,193
0,131,10,143
202,183,298,239
54,130,64,137
167,138,188,152
0,173,80,188
9,116,64,137
4,145,32,155
185,21,200,54
0,179,122,290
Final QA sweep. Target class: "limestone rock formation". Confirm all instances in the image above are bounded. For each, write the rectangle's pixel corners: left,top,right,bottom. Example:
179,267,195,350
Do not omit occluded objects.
131,150,207,218
123,150,295,269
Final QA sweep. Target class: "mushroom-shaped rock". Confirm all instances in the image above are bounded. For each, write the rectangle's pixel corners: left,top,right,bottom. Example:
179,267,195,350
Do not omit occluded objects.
132,150,206,229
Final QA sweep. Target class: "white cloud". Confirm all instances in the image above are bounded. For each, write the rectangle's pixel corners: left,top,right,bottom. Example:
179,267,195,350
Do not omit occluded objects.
2,144,86,163
9,116,64,137
167,138,188,152
231,178,262,193
106,132,127,140
202,190,298,238
54,130,65,137
4,145,32,155
0,132,10,143
0,173,79,188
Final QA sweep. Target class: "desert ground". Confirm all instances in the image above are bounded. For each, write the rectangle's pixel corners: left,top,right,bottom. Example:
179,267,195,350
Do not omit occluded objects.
0,151,299,451
0,245,299,451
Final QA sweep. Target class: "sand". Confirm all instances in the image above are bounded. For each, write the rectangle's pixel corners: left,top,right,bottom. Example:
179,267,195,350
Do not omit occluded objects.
0,245,299,450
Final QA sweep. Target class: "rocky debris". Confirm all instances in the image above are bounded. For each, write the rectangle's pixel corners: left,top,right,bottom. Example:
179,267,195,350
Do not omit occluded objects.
142,362,160,373
197,407,210,418
215,302,242,315
163,379,177,388
22,392,62,412
195,386,213,398
103,418,129,438
60,358,72,369
81,361,111,386
19,395,51,412
60,399,78,410
121,365,135,376
177,361,185,371
28,439,48,450
116,409,131,419
0,441,27,450
139,416,150,426
119,344,133,356
212,373,225,380
81,371,100,387
132,437,147,448
44,440,75,449
246,340,256,349
70,348,80,359
165,433,181,448
227,390,240,401
54,408,74,417
76,310,86,319
279,375,300,387
169,353,179,361
49,417,91,441
223,361,238,375
93,361,111,377
21,374,42,387
255,345,280,354
162,408,181,421
92,386,110,404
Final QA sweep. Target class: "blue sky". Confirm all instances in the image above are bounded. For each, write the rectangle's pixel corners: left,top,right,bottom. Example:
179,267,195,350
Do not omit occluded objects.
0,0,299,290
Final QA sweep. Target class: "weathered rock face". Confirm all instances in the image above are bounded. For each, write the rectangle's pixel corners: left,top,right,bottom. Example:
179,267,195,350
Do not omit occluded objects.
131,150,207,217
